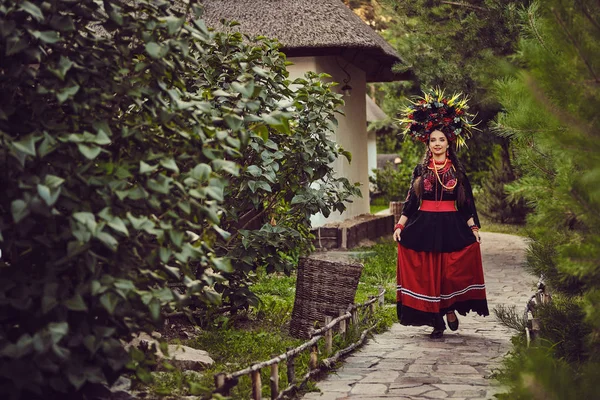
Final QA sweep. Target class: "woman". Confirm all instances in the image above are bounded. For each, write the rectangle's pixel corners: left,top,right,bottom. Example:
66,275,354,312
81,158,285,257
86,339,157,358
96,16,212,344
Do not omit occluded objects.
393,89,489,338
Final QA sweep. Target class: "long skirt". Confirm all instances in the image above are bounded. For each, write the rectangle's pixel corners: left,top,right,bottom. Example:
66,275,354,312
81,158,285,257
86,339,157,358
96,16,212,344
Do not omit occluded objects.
396,241,489,328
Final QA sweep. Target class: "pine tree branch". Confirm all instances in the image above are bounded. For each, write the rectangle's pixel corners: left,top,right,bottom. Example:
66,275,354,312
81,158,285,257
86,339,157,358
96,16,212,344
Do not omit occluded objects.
552,8,600,83
440,1,488,11
527,4,553,54
575,0,600,33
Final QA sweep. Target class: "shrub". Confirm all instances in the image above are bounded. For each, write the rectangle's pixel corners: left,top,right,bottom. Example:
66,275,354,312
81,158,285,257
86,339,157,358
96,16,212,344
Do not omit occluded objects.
0,1,357,397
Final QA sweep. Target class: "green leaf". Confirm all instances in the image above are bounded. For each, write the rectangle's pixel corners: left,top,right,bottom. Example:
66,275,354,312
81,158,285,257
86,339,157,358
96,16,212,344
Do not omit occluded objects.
73,212,97,231
93,130,111,145
212,257,232,273
265,139,279,150
212,89,233,97
49,56,74,80
107,217,129,237
65,294,88,311
163,265,180,279
45,175,65,188
136,367,153,384
19,1,44,21
224,114,244,131
211,159,239,175
159,247,172,263
164,16,184,34
31,30,60,44
253,124,269,141
200,205,220,224
66,369,86,390
255,181,272,192
160,158,179,173
191,163,211,182
178,201,191,214
13,136,38,157
140,161,158,174
59,81,87,103
145,42,168,59
168,230,184,247
96,231,118,250
37,184,61,206
91,281,104,296
252,66,270,77
48,322,68,344
204,186,224,201
147,177,171,194
38,133,58,158
148,299,161,321
247,165,262,177
231,81,255,98
213,225,231,240
11,199,30,223
77,144,101,160
127,213,155,231
100,292,120,315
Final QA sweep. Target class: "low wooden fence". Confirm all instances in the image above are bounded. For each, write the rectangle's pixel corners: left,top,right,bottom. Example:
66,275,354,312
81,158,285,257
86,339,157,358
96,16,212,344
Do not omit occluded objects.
524,274,551,346
212,287,386,399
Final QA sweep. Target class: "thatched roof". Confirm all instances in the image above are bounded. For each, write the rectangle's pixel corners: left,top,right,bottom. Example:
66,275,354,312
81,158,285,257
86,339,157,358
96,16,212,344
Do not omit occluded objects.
366,95,388,122
199,0,411,82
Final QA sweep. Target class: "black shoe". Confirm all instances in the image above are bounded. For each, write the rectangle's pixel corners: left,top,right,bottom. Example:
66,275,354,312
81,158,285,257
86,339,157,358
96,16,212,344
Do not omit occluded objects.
429,329,444,339
446,311,459,331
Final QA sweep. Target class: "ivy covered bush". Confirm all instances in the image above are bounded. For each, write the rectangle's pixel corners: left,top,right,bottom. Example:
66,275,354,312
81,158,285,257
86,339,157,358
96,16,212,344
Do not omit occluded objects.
0,0,357,398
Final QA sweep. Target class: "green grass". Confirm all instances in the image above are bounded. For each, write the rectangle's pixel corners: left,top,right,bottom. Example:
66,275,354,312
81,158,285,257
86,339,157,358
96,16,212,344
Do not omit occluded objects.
146,243,398,398
370,204,389,214
479,215,528,237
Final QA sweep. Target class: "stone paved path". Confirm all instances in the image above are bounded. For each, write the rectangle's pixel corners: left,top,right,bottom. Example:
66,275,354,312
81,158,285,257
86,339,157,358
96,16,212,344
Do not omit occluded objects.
302,231,535,400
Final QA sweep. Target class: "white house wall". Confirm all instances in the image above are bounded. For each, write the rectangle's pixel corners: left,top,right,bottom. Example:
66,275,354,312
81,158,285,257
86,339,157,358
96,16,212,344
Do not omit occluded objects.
367,130,377,190
286,56,370,227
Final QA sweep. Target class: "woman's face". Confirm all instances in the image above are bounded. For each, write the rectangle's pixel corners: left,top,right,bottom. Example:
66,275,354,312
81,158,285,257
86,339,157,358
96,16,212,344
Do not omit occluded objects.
428,130,448,157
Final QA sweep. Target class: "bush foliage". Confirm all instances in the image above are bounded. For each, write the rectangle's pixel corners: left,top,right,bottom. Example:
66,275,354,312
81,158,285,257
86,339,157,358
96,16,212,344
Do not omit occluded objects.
0,0,358,397
492,0,600,397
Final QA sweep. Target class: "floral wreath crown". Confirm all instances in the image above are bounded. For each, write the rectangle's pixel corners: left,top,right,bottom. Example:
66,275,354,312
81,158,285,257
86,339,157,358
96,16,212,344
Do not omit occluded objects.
398,88,478,148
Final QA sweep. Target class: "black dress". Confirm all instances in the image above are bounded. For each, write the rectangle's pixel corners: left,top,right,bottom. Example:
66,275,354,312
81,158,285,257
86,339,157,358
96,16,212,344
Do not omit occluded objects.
396,161,489,329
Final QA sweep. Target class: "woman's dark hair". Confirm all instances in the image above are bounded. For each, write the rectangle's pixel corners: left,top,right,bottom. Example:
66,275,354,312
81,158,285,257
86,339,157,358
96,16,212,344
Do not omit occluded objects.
413,131,467,205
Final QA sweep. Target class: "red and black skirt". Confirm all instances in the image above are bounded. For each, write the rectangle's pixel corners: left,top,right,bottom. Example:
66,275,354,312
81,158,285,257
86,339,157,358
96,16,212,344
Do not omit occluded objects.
396,201,489,328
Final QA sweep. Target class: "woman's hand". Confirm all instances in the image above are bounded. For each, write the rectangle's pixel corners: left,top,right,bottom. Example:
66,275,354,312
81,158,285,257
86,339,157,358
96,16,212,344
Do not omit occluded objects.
393,228,402,242
472,229,481,243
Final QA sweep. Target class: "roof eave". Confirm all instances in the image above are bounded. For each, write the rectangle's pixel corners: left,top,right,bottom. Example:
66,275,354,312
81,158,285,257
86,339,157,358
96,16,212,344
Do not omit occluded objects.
282,46,413,83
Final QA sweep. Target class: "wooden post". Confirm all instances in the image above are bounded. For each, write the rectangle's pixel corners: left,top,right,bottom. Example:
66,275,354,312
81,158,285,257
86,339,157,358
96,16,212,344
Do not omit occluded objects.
251,370,262,400
378,286,384,307
270,360,279,400
352,309,359,332
370,301,375,316
339,310,346,340
390,201,403,222
309,344,318,370
286,347,296,385
214,373,228,395
324,316,333,355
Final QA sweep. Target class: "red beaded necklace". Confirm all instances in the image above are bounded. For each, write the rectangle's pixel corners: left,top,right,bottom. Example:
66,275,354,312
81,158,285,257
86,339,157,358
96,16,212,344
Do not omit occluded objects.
428,157,457,190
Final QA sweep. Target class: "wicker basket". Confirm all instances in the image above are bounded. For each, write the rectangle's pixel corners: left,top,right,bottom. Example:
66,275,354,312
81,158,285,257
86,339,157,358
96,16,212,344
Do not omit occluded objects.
289,257,363,339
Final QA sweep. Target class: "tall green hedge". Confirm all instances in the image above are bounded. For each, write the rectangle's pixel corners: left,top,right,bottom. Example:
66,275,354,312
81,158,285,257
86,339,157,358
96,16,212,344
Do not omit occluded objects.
0,1,358,397
492,0,600,397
